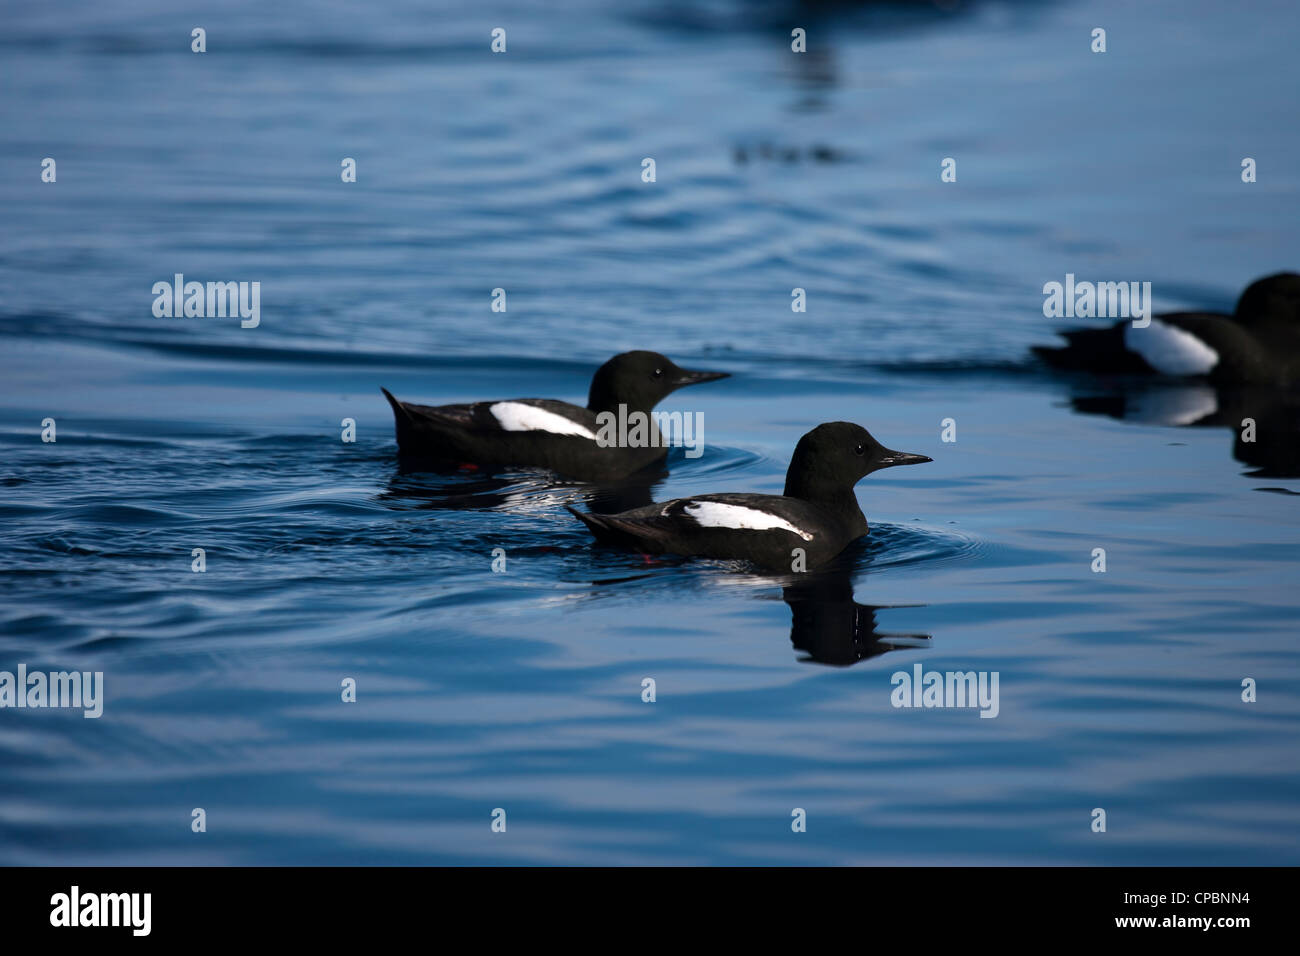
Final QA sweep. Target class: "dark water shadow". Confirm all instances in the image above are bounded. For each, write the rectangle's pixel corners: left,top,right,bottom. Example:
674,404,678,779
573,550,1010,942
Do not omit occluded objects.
629,0,1054,36
1059,379,1300,479
380,456,667,513
784,566,931,666
574,541,933,666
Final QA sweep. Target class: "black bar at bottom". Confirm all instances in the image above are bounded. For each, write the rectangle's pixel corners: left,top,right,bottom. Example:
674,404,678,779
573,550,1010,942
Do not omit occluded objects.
0,866,1281,941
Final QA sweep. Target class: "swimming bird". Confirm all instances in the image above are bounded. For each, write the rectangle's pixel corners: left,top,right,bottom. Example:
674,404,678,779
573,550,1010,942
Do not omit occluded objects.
381,351,728,481
566,422,931,570
1033,272,1300,386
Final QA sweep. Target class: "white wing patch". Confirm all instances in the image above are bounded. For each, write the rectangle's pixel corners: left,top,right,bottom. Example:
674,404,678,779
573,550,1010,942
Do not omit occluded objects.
488,402,597,439
682,501,814,541
1124,319,1219,376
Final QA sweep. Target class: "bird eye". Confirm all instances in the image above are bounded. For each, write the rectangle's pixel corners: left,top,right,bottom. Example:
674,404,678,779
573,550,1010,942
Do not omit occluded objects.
854,443,865,456
652,368,664,380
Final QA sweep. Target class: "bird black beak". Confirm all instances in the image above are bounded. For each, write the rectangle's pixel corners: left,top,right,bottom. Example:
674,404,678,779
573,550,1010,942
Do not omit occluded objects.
876,449,933,469
671,368,730,388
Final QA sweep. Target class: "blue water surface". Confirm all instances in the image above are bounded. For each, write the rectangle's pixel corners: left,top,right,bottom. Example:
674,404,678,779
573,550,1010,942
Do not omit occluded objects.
1,0,1297,864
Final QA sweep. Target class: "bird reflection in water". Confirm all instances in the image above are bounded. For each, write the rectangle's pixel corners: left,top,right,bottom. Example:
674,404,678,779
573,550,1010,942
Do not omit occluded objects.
783,568,930,666
380,457,665,513
1062,381,1300,479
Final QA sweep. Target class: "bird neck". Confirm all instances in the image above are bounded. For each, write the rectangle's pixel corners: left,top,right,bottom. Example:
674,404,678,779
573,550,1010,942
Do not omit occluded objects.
784,472,866,524
587,383,655,417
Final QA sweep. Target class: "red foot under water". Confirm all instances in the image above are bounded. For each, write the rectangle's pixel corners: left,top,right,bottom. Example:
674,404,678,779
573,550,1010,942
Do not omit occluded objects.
457,462,480,471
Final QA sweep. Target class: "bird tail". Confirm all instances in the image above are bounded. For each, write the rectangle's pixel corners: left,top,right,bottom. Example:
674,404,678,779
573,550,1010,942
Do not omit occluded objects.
381,386,422,431
565,505,659,549
565,505,603,531
380,387,408,419
565,505,625,540
381,387,423,450
1032,325,1149,373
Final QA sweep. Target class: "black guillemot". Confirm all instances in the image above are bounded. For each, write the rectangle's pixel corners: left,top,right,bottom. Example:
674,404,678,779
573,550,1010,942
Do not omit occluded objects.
1034,272,1300,386
567,421,931,570
381,351,728,481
